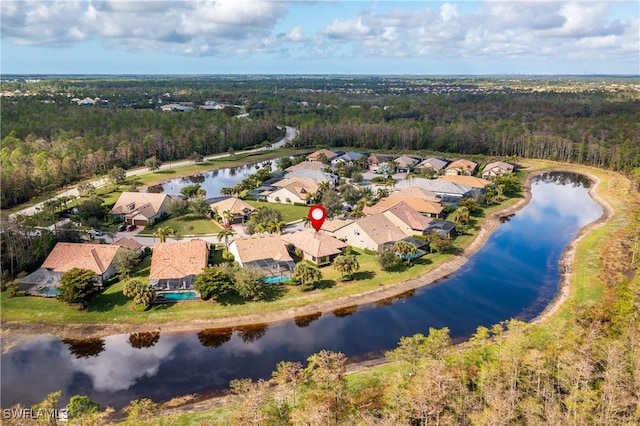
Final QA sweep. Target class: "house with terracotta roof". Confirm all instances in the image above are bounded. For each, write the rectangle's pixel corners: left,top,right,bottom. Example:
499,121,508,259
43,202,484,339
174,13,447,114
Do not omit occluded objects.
266,179,317,205
285,161,327,173
365,188,444,218
209,197,255,224
379,202,434,235
19,243,126,295
438,175,492,189
112,237,144,254
307,149,339,163
482,161,516,179
333,213,408,251
149,239,209,291
282,229,348,266
394,155,421,173
320,218,354,238
109,192,173,226
228,234,295,278
445,159,478,176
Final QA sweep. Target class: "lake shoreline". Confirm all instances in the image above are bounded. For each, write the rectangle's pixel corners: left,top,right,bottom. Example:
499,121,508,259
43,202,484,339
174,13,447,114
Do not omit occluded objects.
1,167,611,342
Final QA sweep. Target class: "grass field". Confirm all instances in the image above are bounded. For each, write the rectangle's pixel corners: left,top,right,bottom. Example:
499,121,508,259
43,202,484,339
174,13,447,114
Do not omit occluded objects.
139,215,222,236
245,200,310,223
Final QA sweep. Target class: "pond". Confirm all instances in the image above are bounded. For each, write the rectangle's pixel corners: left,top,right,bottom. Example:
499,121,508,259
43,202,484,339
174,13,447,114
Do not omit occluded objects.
143,160,279,198
0,172,603,409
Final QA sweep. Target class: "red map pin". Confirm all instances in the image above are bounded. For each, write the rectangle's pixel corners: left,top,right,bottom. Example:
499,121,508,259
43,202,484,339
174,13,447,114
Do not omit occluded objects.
308,205,327,232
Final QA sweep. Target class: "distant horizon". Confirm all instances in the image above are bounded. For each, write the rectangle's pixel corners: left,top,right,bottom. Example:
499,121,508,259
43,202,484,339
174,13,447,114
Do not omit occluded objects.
3,73,639,78
2,1,638,76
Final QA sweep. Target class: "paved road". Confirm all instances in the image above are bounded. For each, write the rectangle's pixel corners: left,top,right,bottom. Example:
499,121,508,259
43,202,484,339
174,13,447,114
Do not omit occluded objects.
10,126,299,219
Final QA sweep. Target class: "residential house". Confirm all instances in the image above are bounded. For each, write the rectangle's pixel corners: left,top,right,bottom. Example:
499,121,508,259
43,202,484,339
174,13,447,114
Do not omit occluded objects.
395,179,474,200
282,229,347,266
416,157,449,174
320,218,355,238
368,154,393,173
149,239,209,291
209,197,255,224
228,234,295,278
394,155,421,173
423,220,457,239
365,187,443,217
438,175,492,189
112,237,144,254
267,178,319,205
307,149,339,163
160,103,194,112
284,169,337,185
445,159,478,176
109,192,173,226
482,161,516,179
333,213,408,251
19,243,125,295
285,161,327,173
331,152,366,166
379,202,434,236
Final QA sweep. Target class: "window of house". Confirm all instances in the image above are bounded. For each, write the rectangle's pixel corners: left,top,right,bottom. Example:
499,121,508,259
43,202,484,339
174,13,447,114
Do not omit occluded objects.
127,203,135,211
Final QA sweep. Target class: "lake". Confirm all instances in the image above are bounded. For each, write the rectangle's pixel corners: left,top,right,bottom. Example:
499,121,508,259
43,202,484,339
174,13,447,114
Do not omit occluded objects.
0,172,603,409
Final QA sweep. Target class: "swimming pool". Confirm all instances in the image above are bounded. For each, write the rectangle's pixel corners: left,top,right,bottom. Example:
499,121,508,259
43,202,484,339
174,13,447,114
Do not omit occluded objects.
38,287,59,297
262,275,291,284
157,291,198,301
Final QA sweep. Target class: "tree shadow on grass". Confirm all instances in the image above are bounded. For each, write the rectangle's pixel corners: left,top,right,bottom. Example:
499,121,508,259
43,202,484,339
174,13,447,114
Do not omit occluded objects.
352,270,376,281
315,279,335,290
87,291,129,312
262,284,288,302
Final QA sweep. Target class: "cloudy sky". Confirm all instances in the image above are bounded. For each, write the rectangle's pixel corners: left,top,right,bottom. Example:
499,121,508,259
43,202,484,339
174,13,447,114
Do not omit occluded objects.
1,0,638,75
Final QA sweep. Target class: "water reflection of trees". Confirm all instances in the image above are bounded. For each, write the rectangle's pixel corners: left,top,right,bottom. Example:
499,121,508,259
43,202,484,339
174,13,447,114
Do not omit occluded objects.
181,174,205,184
146,184,164,193
62,338,106,358
197,327,233,348
294,312,322,328
535,172,592,188
235,323,268,343
128,332,160,349
333,305,359,318
373,289,416,307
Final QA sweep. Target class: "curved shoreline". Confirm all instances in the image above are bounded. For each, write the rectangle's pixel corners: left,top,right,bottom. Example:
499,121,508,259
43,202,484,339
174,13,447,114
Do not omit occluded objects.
0,168,612,340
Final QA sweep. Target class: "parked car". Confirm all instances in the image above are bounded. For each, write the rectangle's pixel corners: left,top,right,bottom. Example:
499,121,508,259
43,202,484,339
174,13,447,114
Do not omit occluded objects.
117,224,127,232
125,224,137,231
88,229,104,236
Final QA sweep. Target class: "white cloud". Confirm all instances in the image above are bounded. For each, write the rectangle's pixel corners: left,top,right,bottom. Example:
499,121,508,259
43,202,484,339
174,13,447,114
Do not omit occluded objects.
440,3,458,22
285,25,305,42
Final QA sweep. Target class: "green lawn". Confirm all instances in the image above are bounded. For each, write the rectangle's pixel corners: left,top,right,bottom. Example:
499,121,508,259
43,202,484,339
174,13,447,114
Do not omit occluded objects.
139,215,222,236
245,200,310,223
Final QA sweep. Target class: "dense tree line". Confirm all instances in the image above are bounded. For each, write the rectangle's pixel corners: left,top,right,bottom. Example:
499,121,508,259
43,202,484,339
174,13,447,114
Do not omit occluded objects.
288,93,639,172
0,101,281,208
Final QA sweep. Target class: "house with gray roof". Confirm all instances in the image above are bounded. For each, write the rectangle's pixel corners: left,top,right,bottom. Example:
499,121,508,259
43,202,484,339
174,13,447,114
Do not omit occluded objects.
333,213,408,251
395,178,475,199
417,157,449,173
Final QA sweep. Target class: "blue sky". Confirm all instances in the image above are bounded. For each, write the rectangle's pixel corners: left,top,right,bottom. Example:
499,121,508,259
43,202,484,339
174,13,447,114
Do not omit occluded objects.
1,1,638,75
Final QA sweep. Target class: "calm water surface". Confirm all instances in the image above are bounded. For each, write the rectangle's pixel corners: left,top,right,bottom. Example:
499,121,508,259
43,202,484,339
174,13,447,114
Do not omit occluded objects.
1,172,603,408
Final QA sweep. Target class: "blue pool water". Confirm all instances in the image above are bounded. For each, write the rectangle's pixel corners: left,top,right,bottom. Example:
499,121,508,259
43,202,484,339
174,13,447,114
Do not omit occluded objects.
263,275,291,284
159,291,198,301
38,287,59,297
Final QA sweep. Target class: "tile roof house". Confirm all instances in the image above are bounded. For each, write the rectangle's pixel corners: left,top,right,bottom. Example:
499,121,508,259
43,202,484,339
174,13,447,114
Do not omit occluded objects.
282,229,348,265
365,188,443,217
380,202,434,236
267,178,318,205
284,169,337,183
112,237,144,254
395,178,474,200
331,151,367,166
368,154,393,173
19,243,126,295
417,157,449,173
438,175,492,189
445,159,478,176
333,213,408,251
320,218,355,238
228,234,295,278
424,219,458,239
393,155,421,172
307,149,339,162
149,239,209,291
209,197,255,224
286,161,327,173
482,161,516,179
109,192,173,226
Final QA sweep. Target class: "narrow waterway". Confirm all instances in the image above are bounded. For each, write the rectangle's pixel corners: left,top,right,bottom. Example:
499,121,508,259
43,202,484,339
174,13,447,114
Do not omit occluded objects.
1,172,603,409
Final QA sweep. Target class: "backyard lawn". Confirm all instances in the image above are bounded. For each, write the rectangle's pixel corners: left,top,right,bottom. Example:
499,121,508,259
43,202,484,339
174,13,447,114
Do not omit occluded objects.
246,200,310,223
139,214,222,236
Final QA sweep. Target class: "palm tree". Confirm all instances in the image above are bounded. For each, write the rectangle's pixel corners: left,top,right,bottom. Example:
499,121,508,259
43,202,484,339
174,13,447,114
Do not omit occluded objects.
332,254,360,280
292,262,323,288
153,226,174,243
451,206,470,225
222,210,235,226
273,221,287,234
302,216,311,228
216,227,236,249
392,240,418,266
317,181,331,195
254,223,267,234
